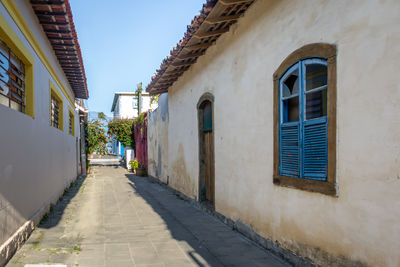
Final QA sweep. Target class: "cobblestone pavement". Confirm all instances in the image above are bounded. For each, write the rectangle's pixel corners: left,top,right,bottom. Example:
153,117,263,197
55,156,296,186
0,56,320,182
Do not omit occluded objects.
7,164,290,267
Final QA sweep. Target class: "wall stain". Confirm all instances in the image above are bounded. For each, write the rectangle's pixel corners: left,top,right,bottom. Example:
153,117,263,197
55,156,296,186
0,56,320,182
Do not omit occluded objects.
170,143,196,198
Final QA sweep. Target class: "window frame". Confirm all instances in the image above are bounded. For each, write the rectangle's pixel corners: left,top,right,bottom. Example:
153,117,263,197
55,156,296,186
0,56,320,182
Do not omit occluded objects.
49,81,63,131
68,108,75,136
273,43,337,196
0,14,34,118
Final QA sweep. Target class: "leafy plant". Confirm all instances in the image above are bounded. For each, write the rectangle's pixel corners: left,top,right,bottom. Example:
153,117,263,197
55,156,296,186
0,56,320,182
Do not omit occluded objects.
135,83,143,117
150,94,159,105
107,119,134,148
86,119,108,155
129,159,139,170
97,112,107,121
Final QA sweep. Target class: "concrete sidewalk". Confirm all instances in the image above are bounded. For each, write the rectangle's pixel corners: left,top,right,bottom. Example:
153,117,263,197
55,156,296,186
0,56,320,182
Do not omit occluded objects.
6,165,291,267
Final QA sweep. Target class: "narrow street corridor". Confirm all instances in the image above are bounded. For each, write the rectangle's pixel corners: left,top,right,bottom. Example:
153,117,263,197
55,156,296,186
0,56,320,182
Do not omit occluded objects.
6,164,290,267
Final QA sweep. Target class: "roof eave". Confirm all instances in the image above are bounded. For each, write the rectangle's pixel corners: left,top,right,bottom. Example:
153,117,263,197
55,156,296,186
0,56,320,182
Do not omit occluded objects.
146,0,254,95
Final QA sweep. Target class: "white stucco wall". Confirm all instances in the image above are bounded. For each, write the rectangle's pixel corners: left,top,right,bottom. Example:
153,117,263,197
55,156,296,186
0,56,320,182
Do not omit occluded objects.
165,0,400,265
113,94,156,120
0,1,81,248
116,94,137,119
148,93,168,183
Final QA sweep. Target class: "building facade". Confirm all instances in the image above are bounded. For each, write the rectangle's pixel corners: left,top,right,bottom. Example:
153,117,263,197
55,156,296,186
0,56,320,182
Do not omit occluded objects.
147,0,400,266
110,91,156,156
0,0,88,264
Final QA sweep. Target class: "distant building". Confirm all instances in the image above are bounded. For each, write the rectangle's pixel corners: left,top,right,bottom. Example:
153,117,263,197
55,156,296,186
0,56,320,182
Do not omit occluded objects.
110,91,156,155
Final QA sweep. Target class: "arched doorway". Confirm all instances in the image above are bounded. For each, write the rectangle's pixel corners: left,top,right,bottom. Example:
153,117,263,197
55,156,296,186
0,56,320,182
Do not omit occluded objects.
197,93,215,206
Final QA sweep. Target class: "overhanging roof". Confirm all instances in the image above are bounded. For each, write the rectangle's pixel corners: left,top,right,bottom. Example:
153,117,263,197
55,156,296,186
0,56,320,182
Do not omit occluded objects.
146,0,254,95
30,0,89,99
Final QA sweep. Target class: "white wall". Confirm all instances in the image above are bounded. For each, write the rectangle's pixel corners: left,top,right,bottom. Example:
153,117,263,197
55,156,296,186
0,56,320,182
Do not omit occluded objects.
113,94,157,120
0,1,80,248
165,0,400,265
148,93,168,183
117,95,137,119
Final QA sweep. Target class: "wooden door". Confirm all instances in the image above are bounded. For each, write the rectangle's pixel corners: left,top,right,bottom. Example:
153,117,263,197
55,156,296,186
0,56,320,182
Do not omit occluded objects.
204,131,214,203
200,101,214,204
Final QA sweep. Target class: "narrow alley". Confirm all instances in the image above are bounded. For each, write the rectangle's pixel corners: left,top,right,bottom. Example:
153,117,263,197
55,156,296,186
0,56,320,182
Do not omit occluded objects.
6,165,291,267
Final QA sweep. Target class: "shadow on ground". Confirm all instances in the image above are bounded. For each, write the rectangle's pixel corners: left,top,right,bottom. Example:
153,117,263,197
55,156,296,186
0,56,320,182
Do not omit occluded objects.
125,174,221,267
124,173,289,267
39,175,87,229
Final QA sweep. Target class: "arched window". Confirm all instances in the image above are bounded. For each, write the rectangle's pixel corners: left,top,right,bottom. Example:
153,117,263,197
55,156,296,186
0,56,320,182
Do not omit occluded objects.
273,43,337,196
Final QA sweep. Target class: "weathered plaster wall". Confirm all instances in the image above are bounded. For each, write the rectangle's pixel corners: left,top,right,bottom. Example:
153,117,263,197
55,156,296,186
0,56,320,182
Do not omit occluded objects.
0,2,80,249
148,93,169,183
166,0,400,265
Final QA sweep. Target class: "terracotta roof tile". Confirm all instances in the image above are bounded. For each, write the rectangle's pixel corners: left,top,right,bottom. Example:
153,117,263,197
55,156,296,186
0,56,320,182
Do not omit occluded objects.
146,0,254,95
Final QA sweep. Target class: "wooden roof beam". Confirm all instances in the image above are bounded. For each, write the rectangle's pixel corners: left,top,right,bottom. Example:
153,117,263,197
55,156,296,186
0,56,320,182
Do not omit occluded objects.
184,42,214,51
155,82,173,87
34,11,67,16
54,48,76,52
48,36,74,41
44,29,71,34
159,74,181,81
219,0,253,5
30,1,65,5
193,28,229,39
171,60,196,67
52,43,76,47
39,21,69,26
204,14,241,24
177,51,204,60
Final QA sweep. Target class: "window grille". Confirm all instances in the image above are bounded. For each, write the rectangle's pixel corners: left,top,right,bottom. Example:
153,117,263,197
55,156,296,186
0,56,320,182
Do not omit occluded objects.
69,113,73,135
0,39,25,112
51,95,60,129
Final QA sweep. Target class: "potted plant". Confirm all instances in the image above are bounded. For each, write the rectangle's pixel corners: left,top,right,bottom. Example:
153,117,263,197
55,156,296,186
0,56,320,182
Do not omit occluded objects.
129,159,139,173
135,163,146,177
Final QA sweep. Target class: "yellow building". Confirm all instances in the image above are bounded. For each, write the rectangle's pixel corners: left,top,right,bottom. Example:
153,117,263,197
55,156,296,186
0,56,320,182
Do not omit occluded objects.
0,1,88,264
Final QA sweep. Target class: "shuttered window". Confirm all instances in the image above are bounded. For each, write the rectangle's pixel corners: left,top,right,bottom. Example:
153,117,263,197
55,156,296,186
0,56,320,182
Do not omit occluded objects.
279,58,328,181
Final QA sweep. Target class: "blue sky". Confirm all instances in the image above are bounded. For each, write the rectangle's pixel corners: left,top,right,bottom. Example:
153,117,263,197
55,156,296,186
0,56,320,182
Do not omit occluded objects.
69,0,205,116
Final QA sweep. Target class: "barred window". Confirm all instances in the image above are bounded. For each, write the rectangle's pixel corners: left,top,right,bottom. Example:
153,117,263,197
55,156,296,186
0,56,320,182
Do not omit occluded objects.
51,95,60,129
68,112,73,135
0,39,25,112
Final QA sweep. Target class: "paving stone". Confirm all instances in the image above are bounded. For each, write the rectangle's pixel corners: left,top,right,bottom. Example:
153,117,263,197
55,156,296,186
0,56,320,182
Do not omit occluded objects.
6,164,292,267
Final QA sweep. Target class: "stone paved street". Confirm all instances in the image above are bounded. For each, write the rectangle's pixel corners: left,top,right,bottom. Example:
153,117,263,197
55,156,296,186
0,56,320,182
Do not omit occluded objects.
6,164,290,267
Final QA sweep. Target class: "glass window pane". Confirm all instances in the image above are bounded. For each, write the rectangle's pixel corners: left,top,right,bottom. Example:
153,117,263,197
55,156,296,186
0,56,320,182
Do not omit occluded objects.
282,97,299,122
306,89,327,120
0,66,8,84
0,52,9,70
0,92,8,107
203,102,212,131
306,63,327,91
282,68,299,97
10,52,22,72
0,40,8,58
0,79,9,96
10,99,22,112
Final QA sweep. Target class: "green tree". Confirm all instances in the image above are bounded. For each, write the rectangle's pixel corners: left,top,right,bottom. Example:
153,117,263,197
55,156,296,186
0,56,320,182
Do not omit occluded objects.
135,82,142,117
86,120,108,155
97,112,107,121
108,119,134,148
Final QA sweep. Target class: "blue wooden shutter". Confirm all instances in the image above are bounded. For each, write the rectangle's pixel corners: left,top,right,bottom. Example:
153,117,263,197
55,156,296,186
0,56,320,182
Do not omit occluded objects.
280,122,300,177
302,118,327,180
